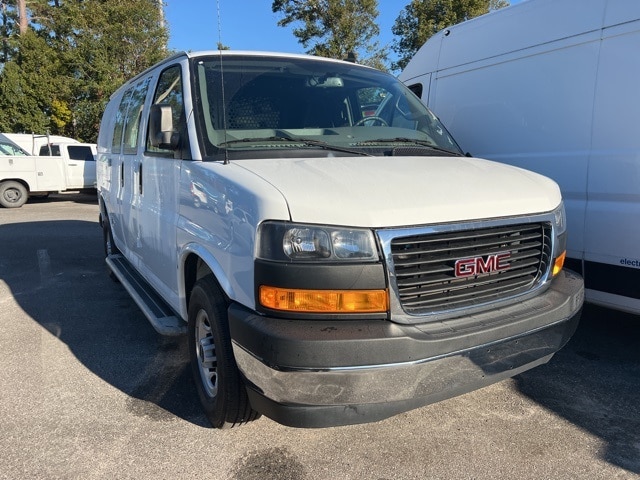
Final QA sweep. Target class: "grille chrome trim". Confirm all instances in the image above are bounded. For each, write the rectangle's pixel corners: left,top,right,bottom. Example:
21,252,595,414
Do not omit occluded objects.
377,213,558,324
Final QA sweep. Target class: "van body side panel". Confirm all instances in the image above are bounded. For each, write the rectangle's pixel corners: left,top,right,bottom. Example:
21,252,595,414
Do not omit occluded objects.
604,0,640,26
584,20,640,302
434,0,607,72
121,151,140,266
429,37,600,260
136,155,181,308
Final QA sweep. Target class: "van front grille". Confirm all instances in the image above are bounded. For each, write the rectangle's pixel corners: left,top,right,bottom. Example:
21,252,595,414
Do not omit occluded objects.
389,223,552,315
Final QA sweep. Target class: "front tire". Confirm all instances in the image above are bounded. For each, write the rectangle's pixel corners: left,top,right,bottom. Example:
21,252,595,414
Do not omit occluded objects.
188,276,259,428
0,181,28,208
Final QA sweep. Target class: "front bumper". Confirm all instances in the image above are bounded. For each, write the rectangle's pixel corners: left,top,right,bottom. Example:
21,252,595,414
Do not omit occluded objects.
229,269,584,428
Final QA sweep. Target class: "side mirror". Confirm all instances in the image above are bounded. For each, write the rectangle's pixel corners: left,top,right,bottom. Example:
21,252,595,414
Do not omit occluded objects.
149,104,179,150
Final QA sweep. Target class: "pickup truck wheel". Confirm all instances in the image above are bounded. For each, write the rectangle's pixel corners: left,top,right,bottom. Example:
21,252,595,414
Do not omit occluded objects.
0,181,28,208
188,276,259,428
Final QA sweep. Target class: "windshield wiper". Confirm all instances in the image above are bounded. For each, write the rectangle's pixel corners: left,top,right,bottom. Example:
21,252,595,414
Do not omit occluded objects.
218,136,371,156
295,138,372,157
355,137,463,156
217,136,293,146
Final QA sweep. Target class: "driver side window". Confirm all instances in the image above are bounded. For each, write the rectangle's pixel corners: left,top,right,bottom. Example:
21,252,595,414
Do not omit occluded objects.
146,65,188,157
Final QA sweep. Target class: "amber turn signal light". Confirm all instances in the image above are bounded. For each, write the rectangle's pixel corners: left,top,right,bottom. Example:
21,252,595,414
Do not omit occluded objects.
553,251,566,276
259,286,388,313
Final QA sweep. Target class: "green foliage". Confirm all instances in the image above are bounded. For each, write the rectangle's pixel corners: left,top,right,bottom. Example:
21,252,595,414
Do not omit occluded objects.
51,99,72,130
272,0,388,70
0,1,20,62
0,0,168,142
0,31,67,134
391,0,509,71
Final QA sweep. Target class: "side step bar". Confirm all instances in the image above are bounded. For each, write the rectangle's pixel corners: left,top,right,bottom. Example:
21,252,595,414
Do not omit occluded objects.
106,254,187,336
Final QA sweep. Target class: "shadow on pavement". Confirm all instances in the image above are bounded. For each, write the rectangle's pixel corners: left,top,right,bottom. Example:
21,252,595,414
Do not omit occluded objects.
27,191,98,205
515,304,640,473
0,219,209,428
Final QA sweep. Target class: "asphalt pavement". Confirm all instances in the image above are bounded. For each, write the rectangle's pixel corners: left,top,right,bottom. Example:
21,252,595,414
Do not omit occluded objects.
0,192,638,480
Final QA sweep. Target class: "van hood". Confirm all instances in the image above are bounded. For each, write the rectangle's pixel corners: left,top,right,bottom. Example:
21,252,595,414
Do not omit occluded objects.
236,156,561,228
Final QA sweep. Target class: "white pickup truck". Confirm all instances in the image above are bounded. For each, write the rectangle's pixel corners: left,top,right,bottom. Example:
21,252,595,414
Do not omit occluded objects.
97,51,584,428
0,138,97,208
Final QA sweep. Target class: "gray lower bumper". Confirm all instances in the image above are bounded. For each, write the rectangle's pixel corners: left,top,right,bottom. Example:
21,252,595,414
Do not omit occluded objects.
229,270,584,427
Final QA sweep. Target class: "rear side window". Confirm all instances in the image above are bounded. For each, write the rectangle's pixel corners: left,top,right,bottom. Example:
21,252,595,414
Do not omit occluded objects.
146,65,184,155
111,78,151,155
112,90,132,154
39,144,61,156
123,78,151,155
67,145,95,161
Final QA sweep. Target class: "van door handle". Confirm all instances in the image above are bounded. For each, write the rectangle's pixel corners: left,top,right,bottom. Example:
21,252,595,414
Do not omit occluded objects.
138,163,143,194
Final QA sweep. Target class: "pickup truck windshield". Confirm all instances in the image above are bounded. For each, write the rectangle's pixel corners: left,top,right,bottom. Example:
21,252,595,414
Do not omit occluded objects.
192,55,463,159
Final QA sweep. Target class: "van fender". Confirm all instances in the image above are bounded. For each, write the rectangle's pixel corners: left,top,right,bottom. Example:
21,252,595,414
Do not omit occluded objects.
177,242,237,320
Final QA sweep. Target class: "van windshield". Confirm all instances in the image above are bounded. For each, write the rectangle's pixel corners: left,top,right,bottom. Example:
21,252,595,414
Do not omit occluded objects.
192,55,463,159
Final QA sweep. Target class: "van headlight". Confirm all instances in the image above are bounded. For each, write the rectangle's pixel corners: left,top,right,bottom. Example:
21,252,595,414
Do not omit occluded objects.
256,221,387,314
257,221,379,262
552,202,567,276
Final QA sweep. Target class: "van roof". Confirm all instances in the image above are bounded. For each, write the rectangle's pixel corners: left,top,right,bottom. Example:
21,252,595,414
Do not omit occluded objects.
401,0,640,81
114,50,373,98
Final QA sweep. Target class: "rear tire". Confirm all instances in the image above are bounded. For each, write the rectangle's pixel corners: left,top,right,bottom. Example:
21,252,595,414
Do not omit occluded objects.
188,275,259,428
102,211,120,282
0,181,28,208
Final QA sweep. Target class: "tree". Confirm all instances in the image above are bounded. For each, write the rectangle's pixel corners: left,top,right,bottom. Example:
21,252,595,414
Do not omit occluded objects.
272,0,388,70
16,0,25,34
0,0,168,142
57,0,168,140
1,0,21,62
0,30,68,134
392,0,509,71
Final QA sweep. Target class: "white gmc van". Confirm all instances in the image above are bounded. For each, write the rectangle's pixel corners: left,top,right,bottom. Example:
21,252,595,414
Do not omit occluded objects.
400,0,640,315
97,51,583,428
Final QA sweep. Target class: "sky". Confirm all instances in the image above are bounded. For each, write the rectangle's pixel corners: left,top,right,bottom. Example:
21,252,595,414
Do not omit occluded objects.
164,0,525,61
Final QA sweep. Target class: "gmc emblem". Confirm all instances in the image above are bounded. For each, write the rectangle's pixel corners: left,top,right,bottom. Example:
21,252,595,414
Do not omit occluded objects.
455,252,511,278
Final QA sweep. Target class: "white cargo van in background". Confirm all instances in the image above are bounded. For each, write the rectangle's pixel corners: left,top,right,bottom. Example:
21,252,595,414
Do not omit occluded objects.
400,0,640,315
